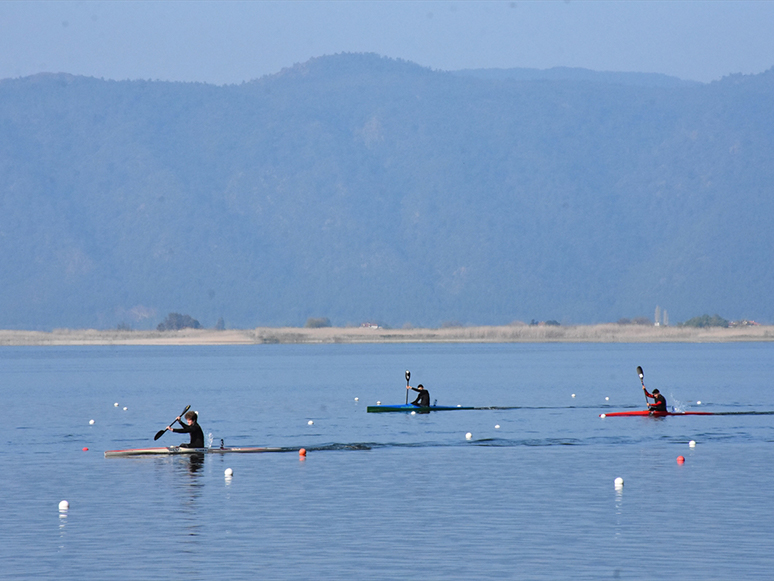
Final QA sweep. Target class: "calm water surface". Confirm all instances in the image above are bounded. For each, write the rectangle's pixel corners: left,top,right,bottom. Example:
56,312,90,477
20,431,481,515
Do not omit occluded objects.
2,342,773,580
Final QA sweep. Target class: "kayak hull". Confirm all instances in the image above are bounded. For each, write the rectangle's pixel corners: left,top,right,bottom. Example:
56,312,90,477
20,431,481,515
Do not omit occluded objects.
104,446,283,457
367,404,474,413
600,410,714,417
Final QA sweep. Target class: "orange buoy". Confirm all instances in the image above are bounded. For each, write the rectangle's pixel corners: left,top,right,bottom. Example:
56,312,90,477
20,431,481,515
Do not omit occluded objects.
82,447,89,451
677,456,685,464
299,448,307,457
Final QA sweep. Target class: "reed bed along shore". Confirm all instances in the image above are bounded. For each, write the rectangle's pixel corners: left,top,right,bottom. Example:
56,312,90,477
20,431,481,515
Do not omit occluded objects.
0,324,772,346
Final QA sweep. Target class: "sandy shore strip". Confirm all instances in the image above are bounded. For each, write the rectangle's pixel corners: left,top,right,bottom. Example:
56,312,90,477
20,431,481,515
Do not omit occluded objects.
0,324,772,346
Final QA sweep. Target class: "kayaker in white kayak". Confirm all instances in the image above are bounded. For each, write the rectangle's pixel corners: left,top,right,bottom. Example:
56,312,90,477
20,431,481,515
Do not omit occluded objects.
166,410,204,448
643,387,667,412
407,383,430,407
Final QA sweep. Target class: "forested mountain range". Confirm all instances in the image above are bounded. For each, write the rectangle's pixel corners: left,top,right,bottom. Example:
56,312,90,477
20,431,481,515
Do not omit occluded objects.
1,53,772,330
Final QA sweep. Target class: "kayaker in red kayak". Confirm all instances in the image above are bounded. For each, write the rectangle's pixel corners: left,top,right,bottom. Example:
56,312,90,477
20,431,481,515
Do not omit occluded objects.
407,383,430,407
643,387,667,412
166,410,204,448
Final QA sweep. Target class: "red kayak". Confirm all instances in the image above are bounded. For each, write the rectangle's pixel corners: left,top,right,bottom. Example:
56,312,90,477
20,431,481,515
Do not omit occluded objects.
600,410,714,417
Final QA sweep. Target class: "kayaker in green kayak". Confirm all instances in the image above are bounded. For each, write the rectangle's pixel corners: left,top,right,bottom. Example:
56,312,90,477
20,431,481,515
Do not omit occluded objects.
166,410,205,448
407,383,430,407
643,387,667,412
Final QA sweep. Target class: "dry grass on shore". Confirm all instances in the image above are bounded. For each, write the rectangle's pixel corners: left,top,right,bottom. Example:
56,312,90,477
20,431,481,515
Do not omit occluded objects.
0,324,772,346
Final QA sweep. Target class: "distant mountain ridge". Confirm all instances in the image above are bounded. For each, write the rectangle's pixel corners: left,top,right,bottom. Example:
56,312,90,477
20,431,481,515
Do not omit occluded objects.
1,53,773,330
451,66,701,88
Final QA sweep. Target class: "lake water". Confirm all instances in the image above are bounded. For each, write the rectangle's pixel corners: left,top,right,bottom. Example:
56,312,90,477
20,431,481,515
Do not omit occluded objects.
2,342,773,580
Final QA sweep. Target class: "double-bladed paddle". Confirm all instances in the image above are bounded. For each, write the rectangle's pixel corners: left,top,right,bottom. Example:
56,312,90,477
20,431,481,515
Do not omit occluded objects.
405,370,410,404
637,366,647,404
154,405,191,441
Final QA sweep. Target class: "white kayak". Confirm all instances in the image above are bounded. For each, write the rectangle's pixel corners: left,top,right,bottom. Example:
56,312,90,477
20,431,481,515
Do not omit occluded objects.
104,446,283,457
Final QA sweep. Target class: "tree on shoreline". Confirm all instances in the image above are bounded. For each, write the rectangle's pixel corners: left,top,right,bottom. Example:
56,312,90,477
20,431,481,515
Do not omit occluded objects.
305,317,331,328
679,314,729,328
157,313,202,331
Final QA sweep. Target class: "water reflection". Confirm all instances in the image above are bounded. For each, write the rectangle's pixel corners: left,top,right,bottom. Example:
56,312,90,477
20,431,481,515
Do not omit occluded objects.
57,507,68,554
186,453,204,475
172,454,206,539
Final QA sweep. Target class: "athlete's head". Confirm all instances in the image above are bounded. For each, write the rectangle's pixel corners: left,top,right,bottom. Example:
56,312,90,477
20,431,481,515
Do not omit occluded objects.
651,389,660,395
184,410,198,423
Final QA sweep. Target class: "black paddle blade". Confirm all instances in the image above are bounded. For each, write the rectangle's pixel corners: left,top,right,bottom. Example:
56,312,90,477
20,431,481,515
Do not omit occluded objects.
153,405,191,441
405,370,410,382
637,366,644,379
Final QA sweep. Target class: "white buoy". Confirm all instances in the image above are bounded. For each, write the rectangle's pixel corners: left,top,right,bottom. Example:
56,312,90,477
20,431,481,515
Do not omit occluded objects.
614,477,624,488
354,397,359,401
457,404,462,407
571,394,576,398
605,397,609,401
376,401,381,405
58,500,69,511
600,414,607,418
123,407,128,411
410,411,416,415
697,401,702,405
224,468,233,477
307,420,314,426
114,402,119,407
465,432,472,440
89,419,95,425
689,440,696,448
495,425,500,429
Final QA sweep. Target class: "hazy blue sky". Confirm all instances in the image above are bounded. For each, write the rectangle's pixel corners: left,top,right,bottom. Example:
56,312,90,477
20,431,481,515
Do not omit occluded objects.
1,1,773,84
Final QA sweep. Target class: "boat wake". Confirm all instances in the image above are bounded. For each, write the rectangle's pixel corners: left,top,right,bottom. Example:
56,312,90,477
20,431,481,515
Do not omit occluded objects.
303,438,586,451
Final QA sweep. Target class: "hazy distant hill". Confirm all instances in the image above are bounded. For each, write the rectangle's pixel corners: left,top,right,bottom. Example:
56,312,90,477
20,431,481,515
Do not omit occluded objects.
1,53,773,329
452,66,701,88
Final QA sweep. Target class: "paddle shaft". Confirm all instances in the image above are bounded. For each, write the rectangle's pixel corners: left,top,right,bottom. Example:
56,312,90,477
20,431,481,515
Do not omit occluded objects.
637,366,647,405
154,405,191,441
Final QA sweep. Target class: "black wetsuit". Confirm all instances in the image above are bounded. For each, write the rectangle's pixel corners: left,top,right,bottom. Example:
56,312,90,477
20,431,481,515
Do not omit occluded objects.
410,388,430,407
172,419,205,448
645,391,667,412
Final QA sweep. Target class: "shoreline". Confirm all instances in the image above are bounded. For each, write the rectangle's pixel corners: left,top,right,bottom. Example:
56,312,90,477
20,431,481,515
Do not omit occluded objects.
0,324,772,346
